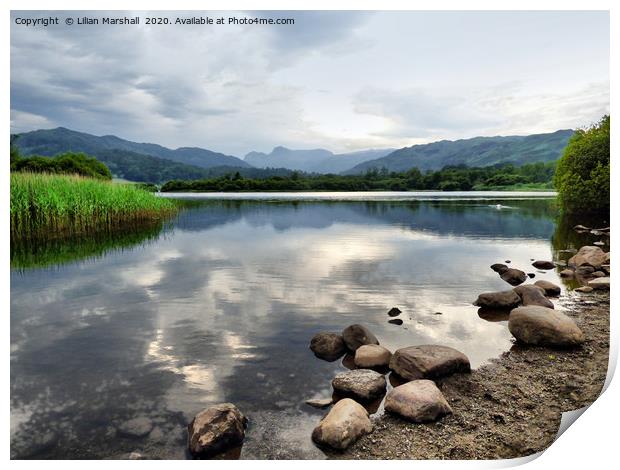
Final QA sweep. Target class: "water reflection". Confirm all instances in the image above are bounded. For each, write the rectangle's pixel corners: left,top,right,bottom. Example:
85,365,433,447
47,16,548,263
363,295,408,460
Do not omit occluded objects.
11,196,584,459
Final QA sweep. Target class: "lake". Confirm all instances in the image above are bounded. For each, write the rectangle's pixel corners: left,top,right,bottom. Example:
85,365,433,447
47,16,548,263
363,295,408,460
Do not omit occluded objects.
10,192,603,459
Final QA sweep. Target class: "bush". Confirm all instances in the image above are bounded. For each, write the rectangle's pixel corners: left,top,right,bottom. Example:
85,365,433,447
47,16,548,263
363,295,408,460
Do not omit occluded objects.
554,116,610,216
11,152,112,180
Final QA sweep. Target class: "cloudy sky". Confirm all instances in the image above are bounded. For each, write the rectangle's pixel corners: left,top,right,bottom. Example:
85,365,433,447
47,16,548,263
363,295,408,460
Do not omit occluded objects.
11,10,609,156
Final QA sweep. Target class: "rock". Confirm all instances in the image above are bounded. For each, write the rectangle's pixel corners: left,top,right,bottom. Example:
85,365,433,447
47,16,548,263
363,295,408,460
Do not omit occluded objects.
117,417,154,438
601,264,610,274
305,398,333,409
491,263,509,274
508,306,584,347
387,307,401,317
388,318,403,325
310,332,346,361
574,286,594,293
576,265,595,275
513,285,554,309
560,269,574,278
128,452,146,460
342,324,379,351
311,398,372,450
473,290,521,309
534,280,561,296
573,224,591,231
568,246,607,269
532,260,555,270
505,260,511,263
604,252,611,263
588,277,610,290
354,344,392,368
592,271,606,278
500,268,528,286
187,403,248,458
384,379,452,423
527,273,536,278
332,369,387,401
389,345,471,381
594,241,605,246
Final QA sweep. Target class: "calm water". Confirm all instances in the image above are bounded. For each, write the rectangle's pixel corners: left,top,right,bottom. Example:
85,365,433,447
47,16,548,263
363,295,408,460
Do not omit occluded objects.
10,193,603,459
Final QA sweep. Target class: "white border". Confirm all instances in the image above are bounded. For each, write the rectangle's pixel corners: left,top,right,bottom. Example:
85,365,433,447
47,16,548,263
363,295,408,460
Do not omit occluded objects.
3,1,617,468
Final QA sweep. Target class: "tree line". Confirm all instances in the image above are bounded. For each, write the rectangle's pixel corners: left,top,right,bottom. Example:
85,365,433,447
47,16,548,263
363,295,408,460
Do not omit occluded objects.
160,161,557,192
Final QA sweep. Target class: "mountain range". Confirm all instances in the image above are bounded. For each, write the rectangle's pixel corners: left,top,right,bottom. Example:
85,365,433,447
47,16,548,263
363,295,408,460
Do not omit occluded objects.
345,129,573,174
244,147,395,173
11,127,574,183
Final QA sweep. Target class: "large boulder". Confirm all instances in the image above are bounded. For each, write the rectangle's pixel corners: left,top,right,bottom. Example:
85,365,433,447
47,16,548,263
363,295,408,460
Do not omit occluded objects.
491,263,509,274
389,345,470,381
588,277,610,290
508,306,584,347
532,260,556,270
342,324,379,351
187,403,248,458
310,332,346,361
513,285,554,309
332,369,387,401
534,280,561,296
500,268,528,286
354,344,392,368
384,379,452,423
568,246,607,269
311,398,372,450
473,290,521,309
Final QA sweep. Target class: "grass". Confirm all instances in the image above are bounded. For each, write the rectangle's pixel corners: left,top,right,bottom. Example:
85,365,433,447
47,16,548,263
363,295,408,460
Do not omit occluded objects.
472,182,555,192
11,172,177,240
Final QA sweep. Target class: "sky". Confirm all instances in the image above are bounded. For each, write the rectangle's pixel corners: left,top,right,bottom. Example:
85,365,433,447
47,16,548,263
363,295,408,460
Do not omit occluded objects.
10,10,610,157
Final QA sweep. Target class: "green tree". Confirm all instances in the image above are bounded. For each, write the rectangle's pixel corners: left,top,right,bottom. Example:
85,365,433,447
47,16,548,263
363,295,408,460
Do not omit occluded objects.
554,115,610,216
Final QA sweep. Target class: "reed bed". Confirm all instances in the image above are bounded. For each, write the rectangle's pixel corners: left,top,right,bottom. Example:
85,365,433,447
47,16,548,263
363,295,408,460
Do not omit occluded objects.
11,172,177,240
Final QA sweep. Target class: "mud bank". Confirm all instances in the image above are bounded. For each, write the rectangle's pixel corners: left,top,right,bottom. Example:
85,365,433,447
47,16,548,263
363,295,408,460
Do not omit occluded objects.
329,293,610,460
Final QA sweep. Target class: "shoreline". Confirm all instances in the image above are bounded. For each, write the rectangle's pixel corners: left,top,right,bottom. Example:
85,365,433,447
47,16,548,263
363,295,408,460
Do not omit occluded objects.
328,293,610,460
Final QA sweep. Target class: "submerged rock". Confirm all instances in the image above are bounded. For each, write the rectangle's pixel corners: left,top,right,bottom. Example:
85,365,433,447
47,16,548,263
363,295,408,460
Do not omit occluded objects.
534,280,561,296
508,306,584,347
388,318,403,325
513,285,554,309
117,417,154,438
568,246,607,269
500,268,528,286
532,260,555,270
305,398,333,409
332,369,387,401
588,277,610,290
310,332,346,361
311,398,372,450
491,263,509,274
187,403,247,458
354,344,392,368
387,307,402,317
389,345,471,381
384,379,452,423
342,324,379,351
473,290,521,310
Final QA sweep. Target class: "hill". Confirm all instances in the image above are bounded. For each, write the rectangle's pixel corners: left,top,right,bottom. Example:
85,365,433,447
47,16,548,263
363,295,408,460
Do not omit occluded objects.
11,127,250,169
244,146,394,173
344,130,574,174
